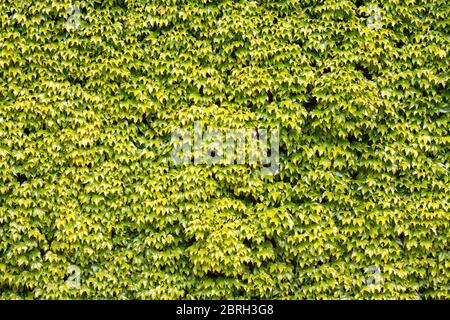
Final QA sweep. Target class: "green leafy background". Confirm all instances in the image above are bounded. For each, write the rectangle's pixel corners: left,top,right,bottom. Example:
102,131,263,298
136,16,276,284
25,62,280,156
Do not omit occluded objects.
0,0,449,299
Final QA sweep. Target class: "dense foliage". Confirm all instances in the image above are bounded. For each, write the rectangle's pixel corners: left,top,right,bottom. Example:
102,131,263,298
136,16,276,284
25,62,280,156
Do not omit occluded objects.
0,0,449,299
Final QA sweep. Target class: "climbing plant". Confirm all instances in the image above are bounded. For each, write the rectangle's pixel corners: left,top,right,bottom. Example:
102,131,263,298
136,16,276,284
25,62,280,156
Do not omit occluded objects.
0,0,449,299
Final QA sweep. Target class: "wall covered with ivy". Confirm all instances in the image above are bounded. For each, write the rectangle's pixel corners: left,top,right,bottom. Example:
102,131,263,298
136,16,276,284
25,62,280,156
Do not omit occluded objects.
0,0,449,299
